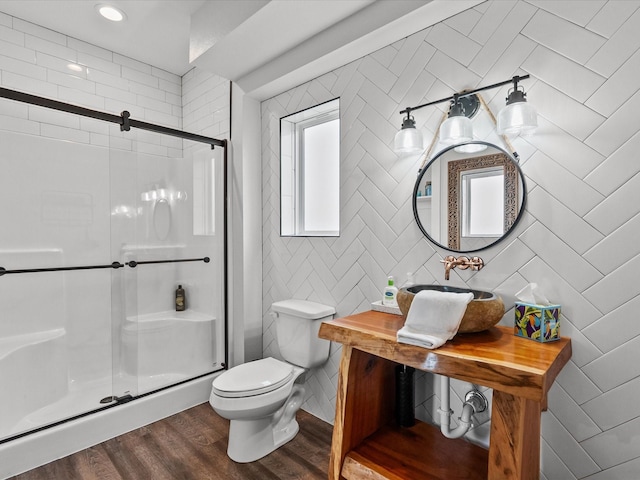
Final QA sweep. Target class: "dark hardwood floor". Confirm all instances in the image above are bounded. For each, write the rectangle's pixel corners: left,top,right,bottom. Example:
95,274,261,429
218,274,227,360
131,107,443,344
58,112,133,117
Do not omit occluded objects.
11,404,333,480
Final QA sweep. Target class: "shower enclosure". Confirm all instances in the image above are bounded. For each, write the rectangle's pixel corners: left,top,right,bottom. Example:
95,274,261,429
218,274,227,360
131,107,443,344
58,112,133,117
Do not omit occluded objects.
0,87,227,447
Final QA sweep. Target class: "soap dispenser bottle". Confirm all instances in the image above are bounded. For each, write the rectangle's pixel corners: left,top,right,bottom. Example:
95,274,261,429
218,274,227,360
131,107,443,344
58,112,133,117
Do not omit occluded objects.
175,284,186,311
383,276,398,307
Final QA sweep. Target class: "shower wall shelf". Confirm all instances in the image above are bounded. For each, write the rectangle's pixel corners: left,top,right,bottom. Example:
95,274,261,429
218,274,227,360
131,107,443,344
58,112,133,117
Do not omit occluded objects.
0,257,210,276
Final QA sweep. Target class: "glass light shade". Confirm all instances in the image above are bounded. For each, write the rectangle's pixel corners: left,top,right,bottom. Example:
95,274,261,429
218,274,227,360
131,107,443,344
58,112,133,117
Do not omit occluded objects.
497,101,537,136
455,142,487,154
394,126,423,154
439,115,473,145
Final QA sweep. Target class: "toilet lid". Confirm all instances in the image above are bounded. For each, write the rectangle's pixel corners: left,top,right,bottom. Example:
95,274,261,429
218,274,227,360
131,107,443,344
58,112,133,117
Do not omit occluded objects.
212,357,294,398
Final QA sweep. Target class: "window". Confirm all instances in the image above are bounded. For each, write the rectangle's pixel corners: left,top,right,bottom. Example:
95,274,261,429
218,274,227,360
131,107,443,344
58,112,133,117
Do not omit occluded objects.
461,168,504,238
280,99,340,236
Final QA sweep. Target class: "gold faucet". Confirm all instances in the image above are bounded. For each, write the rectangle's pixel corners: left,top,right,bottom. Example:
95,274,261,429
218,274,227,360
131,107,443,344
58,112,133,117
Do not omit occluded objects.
441,255,484,280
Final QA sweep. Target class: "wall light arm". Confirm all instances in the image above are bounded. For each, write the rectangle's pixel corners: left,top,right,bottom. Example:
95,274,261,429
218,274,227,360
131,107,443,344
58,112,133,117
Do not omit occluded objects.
399,75,530,115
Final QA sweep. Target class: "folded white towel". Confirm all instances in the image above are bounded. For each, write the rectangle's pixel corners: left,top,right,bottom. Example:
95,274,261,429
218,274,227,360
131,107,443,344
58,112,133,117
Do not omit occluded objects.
397,289,474,349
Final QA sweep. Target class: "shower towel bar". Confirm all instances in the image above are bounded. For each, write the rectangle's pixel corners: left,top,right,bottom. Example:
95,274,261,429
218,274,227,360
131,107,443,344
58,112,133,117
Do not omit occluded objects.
0,257,210,276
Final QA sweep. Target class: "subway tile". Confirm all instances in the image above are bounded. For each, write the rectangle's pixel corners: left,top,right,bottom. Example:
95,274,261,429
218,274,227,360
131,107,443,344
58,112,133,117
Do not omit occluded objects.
388,28,429,76
425,50,481,94
557,317,601,368
389,42,435,104
358,103,396,146
476,34,536,87
77,51,121,76
524,117,604,180
40,123,91,144
159,78,181,97
25,34,76,63
468,0,515,45
581,457,640,480
585,170,640,236
13,18,65,45
0,23,24,45
0,11,11,27
67,37,112,62
122,66,158,89
0,113,39,135
522,9,606,65
2,70,57,98
28,104,79,129
468,1,537,77
583,212,640,276
539,440,577,480
356,55,397,94
585,133,640,196
370,44,397,69
586,0,640,38
585,89,640,157
518,254,603,330
58,86,104,110
583,252,640,314
426,22,481,67
522,46,605,103
88,69,129,92
583,333,640,392
586,7,640,77
444,6,482,37
585,49,640,118
528,81,605,142
47,69,95,94
357,78,398,120
584,293,640,354
546,384,602,445
136,94,173,115
0,53,45,80
0,38,35,63
519,222,603,292
113,53,152,74
527,186,603,255
529,0,605,27
522,150,603,217
581,416,640,470
151,66,179,85
583,378,640,431
555,360,601,405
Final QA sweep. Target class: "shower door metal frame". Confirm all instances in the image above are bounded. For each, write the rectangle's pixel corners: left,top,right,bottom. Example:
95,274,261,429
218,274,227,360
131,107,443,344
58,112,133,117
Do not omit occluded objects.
0,86,230,443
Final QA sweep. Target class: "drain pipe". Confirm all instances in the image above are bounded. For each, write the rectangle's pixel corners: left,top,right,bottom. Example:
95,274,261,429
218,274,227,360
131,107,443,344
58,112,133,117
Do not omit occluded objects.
437,375,487,439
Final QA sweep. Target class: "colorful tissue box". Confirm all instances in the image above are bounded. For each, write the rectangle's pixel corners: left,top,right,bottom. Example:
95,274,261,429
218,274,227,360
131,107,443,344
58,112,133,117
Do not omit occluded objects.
514,302,561,342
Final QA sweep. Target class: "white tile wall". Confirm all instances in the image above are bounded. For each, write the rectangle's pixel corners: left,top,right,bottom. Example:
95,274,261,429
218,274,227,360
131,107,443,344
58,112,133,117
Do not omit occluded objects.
261,1,640,478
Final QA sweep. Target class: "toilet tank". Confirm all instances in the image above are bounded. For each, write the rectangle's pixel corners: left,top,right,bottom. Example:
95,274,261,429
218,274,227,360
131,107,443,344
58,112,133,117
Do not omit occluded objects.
271,299,335,368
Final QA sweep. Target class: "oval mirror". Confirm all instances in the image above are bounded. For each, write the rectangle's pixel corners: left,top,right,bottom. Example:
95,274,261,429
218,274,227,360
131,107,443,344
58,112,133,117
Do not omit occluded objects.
413,140,526,253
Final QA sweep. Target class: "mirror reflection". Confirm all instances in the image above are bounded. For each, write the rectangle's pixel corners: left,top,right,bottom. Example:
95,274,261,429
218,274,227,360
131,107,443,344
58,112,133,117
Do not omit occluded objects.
413,141,526,253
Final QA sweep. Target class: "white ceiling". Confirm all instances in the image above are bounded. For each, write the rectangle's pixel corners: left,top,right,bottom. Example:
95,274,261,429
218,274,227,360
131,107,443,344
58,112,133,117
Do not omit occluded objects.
0,0,482,100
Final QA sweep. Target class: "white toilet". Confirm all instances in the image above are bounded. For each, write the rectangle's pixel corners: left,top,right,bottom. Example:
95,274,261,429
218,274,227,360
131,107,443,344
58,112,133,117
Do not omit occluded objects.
209,299,335,463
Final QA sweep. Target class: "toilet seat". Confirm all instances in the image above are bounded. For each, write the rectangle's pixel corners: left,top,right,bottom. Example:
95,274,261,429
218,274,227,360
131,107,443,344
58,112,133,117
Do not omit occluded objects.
212,357,294,398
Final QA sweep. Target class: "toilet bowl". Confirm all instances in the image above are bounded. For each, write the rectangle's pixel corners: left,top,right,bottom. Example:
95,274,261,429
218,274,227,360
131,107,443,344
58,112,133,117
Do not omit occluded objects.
209,299,335,463
210,357,305,462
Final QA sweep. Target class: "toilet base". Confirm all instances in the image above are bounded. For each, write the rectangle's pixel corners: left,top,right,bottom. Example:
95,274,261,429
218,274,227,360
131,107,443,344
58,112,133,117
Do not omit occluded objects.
227,384,304,463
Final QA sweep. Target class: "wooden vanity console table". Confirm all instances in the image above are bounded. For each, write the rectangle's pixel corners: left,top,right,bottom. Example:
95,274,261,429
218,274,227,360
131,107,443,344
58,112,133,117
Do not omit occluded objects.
318,310,572,480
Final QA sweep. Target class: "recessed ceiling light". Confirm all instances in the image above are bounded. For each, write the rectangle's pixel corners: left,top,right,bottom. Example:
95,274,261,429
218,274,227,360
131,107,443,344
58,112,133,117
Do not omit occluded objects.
96,4,126,22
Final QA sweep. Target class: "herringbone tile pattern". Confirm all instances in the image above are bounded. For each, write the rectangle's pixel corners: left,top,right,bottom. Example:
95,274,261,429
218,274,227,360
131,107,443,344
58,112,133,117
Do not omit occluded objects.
261,1,640,479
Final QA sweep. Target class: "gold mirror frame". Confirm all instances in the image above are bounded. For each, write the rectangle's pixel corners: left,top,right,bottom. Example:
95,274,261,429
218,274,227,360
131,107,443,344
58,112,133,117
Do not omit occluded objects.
446,152,518,250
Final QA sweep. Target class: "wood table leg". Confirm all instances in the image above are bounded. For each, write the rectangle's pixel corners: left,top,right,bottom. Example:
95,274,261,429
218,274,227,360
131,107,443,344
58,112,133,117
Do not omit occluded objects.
328,346,396,480
488,390,542,479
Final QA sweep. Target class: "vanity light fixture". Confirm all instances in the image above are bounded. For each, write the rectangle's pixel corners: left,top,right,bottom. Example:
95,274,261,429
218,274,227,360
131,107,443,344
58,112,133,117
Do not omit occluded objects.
497,76,537,136
393,74,536,154
393,111,423,154
96,4,127,22
439,94,473,146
